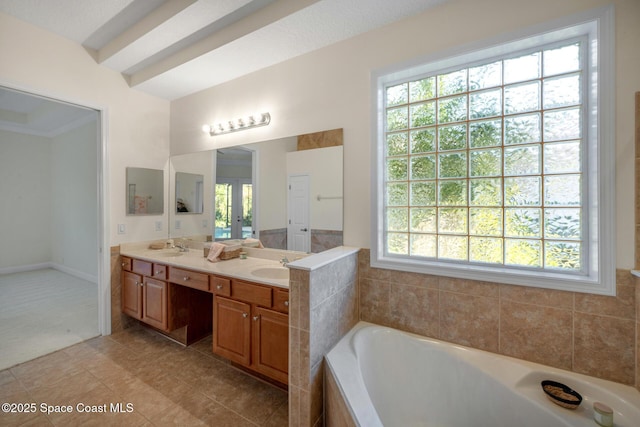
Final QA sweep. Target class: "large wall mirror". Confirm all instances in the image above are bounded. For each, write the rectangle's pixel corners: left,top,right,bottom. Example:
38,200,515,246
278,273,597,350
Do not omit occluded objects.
126,167,164,215
168,130,343,253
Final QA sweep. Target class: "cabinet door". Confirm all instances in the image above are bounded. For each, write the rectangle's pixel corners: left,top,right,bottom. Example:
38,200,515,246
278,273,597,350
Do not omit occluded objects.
213,296,251,366
252,306,289,384
142,277,168,331
122,271,143,319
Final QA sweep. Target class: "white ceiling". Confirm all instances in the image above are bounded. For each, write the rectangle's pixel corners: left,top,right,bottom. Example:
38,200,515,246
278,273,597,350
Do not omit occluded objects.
0,0,445,135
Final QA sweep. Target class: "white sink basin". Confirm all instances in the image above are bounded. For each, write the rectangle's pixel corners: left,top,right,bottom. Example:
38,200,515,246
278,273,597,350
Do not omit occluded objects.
251,267,289,280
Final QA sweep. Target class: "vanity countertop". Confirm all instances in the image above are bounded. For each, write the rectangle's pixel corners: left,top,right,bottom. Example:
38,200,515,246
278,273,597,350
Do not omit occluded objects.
120,245,290,289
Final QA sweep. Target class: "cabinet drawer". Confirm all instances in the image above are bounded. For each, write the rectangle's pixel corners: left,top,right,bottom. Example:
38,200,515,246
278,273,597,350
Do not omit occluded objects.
132,259,152,276
231,280,272,307
121,256,132,272
151,264,167,280
169,267,209,291
211,276,231,296
273,289,289,313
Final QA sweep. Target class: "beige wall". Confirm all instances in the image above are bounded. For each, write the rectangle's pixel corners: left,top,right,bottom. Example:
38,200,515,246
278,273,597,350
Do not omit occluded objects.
171,0,640,270
0,12,171,246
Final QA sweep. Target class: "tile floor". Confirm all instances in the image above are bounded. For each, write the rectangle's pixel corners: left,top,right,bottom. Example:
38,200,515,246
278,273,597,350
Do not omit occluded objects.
0,325,288,426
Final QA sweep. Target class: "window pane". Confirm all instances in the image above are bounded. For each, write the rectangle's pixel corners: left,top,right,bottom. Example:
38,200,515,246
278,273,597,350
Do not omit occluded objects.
386,182,408,206
438,69,467,96
387,158,408,180
438,208,468,233
386,132,408,156
438,95,467,123
470,89,502,119
410,101,436,127
505,239,541,267
410,77,436,102
387,207,408,231
544,108,581,141
505,208,541,237
438,152,467,178
411,182,436,205
411,155,436,180
544,141,581,173
504,81,540,114
470,237,503,263
438,235,468,260
470,208,503,236
505,177,541,206
470,178,502,206
545,241,581,270
410,208,436,232
544,208,581,239
504,145,540,175
438,124,467,150
411,234,437,257
439,180,467,205
470,119,502,148
388,232,408,255
469,61,502,90
504,52,541,84
505,113,541,145
411,129,436,153
387,83,408,106
543,74,580,109
545,175,581,206
544,43,580,76
470,148,502,177
387,106,408,131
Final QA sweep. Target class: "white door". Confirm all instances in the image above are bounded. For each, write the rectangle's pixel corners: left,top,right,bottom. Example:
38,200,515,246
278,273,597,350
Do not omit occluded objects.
288,174,310,252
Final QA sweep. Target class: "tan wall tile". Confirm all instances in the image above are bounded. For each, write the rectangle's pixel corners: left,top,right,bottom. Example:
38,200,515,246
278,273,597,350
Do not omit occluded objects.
389,283,439,337
500,283,573,309
574,312,635,385
439,291,499,352
575,283,635,320
359,278,391,326
500,300,572,369
439,276,499,298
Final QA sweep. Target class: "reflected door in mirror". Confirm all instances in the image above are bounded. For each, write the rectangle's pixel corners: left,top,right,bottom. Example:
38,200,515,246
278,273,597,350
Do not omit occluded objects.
215,179,253,239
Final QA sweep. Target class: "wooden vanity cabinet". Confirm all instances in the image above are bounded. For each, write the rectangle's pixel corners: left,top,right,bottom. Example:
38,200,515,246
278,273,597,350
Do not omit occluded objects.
121,258,169,332
213,278,289,384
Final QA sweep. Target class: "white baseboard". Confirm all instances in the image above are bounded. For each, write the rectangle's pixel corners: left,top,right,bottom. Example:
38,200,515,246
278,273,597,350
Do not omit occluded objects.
0,262,98,284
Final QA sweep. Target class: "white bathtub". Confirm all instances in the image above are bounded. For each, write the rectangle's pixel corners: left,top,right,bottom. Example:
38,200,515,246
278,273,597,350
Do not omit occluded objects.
325,322,640,427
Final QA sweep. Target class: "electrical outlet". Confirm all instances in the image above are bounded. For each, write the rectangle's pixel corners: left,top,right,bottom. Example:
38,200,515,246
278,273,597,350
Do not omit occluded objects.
118,224,126,234
202,219,208,228
175,220,181,230
155,221,162,231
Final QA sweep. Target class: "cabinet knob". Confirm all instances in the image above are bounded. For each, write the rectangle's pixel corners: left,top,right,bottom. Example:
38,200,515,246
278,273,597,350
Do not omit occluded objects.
155,270,161,275
284,301,289,307
253,316,259,321
242,313,248,318
183,276,189,281
216,285,223,290
121,262,126,267
140,282,144,287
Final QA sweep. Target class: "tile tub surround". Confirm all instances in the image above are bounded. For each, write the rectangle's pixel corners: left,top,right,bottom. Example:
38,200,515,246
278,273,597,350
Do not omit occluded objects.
288,247,359,427
359,249,638,388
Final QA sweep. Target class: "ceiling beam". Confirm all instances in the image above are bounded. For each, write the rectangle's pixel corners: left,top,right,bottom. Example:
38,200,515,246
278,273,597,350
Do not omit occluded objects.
97,0,197,64
127,0,320,87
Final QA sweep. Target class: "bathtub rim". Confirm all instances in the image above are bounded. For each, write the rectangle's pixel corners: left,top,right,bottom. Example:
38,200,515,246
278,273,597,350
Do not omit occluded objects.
325,321,640,427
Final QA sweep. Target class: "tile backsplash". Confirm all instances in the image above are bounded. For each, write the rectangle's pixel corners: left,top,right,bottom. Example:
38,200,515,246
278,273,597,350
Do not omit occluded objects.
359,249,638,387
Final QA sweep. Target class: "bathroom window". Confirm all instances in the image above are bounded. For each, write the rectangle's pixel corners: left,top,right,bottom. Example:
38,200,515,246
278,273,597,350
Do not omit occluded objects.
372,7,615,295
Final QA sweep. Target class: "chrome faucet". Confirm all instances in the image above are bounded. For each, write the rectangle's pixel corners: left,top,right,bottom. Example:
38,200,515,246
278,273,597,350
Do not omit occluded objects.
280,256,289,266
175,242,189,252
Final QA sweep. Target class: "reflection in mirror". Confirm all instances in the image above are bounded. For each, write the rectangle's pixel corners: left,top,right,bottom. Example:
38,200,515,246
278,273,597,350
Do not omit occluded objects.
168,129,343,253
169,152,214,239
126,167,164,215
176,172,204,214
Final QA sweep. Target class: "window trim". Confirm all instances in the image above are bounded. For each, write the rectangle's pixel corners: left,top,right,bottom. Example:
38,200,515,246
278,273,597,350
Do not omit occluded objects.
371,6,615,295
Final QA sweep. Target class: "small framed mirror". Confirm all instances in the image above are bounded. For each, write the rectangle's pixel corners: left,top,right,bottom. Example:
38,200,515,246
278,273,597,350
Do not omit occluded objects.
175,172,204,214
126,167,164,215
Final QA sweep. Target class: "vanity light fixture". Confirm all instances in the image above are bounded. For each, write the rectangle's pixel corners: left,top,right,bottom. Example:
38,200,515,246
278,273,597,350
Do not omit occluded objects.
202,112,271,136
